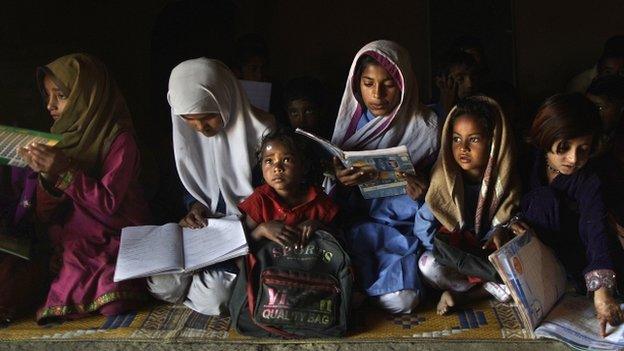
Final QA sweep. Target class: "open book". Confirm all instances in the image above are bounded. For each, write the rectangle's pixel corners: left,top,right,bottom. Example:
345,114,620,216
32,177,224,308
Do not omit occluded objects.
0,125,61,167
489,232,624,350
295,128,415,199
114,215,248,282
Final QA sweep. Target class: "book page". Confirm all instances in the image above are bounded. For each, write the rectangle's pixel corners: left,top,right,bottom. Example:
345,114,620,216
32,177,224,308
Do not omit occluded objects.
344,145,415,199
294,128,345,159
0,125,61,168
535,294,624,350
489,232,566,331
239,80,272,112
114,223,184,282
182,215,249,271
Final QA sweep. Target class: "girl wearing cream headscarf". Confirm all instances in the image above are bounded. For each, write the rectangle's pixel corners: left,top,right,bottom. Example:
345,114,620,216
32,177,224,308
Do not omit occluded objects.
146,58,274,315
418,96,522,315
22,53,151,323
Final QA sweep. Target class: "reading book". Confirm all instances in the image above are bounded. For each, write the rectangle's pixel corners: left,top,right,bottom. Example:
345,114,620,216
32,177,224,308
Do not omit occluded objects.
489,232,624,350
0,125,61,168
114,215,248,282
295,128,415,199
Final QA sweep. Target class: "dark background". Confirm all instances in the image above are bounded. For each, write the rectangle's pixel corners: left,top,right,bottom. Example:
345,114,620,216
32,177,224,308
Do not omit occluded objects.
1,0,622,221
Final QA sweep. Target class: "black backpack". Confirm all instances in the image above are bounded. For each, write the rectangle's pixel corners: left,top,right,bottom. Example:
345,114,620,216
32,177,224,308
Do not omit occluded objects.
229,230,353,338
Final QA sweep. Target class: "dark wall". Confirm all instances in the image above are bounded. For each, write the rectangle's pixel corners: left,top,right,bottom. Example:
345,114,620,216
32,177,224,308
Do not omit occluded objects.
260,0,430,106
514,0,624,110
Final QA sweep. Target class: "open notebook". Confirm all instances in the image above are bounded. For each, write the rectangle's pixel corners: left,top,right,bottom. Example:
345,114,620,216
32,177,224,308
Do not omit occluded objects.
114,215,248,282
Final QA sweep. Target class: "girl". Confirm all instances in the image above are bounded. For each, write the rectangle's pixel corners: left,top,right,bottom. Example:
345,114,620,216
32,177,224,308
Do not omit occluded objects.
418,96,522,315
238,129,339,249
330,40,439,314
147,58,274,315
521,93,624,337
21,53,151,323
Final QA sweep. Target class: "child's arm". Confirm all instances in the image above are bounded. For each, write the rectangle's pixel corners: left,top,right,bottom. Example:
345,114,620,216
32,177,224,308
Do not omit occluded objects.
243,214,300,248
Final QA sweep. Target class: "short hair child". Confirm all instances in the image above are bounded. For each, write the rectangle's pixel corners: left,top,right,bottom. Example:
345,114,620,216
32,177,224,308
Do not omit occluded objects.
239,128,339,250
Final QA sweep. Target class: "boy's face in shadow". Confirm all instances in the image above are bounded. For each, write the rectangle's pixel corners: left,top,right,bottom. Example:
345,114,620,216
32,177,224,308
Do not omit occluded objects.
287,99,321,133
587,93,623,133
448,64,478,99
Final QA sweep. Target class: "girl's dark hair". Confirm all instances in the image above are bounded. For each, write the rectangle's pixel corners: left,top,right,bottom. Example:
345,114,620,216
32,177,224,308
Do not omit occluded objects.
448,96,497,137
352,54,382,105
283,76,326,108
256,128,312,177
586,75,624,102
529,93,601,153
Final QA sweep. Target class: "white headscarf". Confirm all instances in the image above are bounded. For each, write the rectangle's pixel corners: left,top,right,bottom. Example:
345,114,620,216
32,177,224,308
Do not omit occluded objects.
168,58,274,215
331,40,439,168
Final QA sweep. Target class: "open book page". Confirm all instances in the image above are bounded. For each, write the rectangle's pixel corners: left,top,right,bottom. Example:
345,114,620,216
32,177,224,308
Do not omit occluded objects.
182,215,248,272
294,128,345,159
343,146,415,199
535,294,624,350
114,223,184,282
239,80,272,112
488,232,566,332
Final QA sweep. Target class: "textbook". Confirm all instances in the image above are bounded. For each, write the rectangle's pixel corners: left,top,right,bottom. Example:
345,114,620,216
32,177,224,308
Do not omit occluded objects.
295,128,415,199
0,125,61,168
489,232,624,350
114,215,248,282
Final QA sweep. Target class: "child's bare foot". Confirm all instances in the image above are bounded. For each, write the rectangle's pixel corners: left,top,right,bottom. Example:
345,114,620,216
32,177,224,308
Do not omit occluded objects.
437,290,456,315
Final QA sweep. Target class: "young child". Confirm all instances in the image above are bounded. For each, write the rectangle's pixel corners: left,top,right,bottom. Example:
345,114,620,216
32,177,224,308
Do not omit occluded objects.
21,53,151,323
521,93,624,337
432,50,481,123
586,75,624,244
418,96,522,315
283,76,329,138
238,129,339,249
330,40,439,314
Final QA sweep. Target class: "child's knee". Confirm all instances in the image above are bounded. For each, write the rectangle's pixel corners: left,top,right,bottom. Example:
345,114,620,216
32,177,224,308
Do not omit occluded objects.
418,250,437,277
377,289,420,314
147,272,192,304
184,269,237,316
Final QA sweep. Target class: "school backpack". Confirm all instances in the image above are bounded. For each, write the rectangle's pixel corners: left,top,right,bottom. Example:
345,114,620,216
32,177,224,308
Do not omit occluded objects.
229,230,353,338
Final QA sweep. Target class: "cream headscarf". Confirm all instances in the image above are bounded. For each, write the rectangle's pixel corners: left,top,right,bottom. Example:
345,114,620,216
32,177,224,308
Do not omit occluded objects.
38,53,133,175
331,40,439,166
168,58,274,215
425,96,520,234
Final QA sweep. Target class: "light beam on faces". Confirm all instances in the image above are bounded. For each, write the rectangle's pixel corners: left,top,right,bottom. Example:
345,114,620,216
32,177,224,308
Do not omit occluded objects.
180,113,223,137
43,75,69,121
451,114,491,182
359,64,401,117
546,135,593,176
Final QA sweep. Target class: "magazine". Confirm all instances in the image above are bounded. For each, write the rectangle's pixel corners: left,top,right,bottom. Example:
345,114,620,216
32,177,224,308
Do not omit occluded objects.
489,232,624,350
0,125,61,168
295,128,415,199
114,215,248,282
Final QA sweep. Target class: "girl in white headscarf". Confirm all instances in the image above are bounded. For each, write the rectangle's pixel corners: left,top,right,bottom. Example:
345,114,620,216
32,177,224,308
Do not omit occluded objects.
147,58,274,315
331,40,440,314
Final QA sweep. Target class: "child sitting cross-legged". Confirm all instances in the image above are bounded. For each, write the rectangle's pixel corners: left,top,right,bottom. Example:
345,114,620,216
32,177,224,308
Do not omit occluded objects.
418,96,524,314
238,129,339,249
